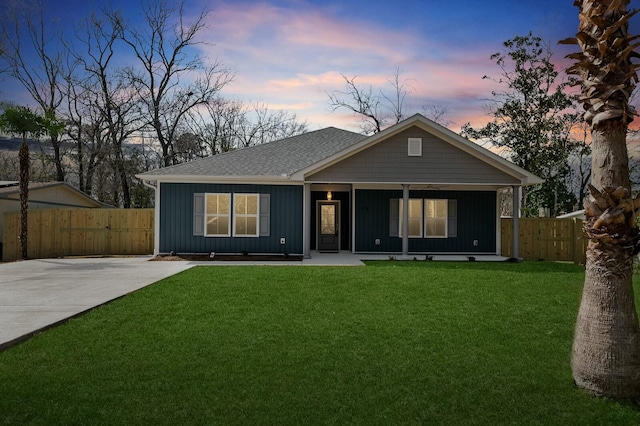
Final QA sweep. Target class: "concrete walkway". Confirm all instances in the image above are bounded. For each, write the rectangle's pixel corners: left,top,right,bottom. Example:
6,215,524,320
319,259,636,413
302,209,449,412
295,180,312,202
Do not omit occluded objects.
0,256,193,351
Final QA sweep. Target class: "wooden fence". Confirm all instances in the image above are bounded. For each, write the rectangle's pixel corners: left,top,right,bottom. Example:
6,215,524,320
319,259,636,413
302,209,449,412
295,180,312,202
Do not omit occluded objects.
2,208,154,262
501,217,587,264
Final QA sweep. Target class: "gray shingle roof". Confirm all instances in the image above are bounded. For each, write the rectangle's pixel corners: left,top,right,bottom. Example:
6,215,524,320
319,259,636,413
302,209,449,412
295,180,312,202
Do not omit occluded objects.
139,127,366,179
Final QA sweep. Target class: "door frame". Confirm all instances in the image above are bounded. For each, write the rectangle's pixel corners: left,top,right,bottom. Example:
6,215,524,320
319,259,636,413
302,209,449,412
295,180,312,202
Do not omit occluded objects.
316,200,341,252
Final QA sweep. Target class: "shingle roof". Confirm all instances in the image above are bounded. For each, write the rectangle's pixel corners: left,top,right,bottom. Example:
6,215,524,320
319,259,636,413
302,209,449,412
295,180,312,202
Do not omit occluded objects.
138,127,367,179
0,181,66,196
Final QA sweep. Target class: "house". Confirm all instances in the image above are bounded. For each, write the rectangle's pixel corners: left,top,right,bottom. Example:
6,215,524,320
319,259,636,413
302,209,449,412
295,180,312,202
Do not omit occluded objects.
0,181,105,255
137,114,542,258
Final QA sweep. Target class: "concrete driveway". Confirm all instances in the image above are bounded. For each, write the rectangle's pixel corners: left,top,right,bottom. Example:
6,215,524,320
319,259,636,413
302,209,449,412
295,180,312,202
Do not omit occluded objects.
0,257,193,351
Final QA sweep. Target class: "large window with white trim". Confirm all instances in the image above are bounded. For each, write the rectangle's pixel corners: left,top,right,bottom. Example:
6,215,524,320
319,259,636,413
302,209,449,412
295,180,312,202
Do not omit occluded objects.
399,198,423,238
205,193,231,237
391,198,456,239
234,194,259,237
425,199,447,238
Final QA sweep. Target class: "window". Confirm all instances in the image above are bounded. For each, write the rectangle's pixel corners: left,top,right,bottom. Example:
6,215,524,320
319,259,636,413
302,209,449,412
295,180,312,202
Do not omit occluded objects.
425,199,447,237
205,193,231,236
399,198,423,237
390,197,456,239
234,194,259,237
408,138,422,156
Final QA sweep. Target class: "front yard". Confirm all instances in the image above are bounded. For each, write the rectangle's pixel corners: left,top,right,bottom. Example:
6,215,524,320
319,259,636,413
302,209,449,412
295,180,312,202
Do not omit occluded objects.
0,262,638,424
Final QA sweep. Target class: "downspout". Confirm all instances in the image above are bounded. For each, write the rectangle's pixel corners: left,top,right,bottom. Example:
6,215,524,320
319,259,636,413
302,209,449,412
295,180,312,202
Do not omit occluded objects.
402,184,409,258
142,179,160,257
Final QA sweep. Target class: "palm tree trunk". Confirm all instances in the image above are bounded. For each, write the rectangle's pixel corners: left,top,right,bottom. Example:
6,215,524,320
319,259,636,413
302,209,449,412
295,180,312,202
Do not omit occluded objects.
19,138,29,259
572,125,640,399
563,0,640,400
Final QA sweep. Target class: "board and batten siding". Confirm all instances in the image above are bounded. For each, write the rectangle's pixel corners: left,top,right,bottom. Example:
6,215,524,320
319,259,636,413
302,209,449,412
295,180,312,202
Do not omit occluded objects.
307,128,519,184
159,183,303,255
354,189,497,253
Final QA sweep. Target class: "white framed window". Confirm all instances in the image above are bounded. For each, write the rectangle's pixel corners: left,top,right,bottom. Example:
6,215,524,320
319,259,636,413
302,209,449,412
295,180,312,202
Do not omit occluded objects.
233,193,259,237
399,198,423,238
205,193,231,237
408,138,422,156
425,199,447,238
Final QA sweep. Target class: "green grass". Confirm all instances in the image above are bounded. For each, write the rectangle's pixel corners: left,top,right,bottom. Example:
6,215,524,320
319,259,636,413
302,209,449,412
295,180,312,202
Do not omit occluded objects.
1,262,639,425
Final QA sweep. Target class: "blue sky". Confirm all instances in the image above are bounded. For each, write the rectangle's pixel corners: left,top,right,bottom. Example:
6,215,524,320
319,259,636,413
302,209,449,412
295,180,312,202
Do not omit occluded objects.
3,0,638,132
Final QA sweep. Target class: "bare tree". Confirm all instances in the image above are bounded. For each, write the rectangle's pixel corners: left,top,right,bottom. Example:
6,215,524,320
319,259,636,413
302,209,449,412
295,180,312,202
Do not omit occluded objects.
120,0,233,166
71,10,145,207
328,68,447,134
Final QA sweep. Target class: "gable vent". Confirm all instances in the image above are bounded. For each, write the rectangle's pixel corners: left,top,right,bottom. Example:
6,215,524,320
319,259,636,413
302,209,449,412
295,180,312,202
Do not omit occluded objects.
408,138,422,156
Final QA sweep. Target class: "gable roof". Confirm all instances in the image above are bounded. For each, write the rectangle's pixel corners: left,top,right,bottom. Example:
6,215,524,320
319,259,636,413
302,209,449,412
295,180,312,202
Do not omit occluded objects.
292,114,542,186
0,181,106,207
137,127,367,182
137,114,542,187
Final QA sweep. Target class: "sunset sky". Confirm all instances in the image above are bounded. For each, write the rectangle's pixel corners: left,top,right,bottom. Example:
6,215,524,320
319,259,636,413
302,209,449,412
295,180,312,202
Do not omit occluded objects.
2,0,639,133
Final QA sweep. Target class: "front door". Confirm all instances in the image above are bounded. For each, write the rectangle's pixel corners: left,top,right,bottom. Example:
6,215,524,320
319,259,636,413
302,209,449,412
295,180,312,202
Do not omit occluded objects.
317,201,340,252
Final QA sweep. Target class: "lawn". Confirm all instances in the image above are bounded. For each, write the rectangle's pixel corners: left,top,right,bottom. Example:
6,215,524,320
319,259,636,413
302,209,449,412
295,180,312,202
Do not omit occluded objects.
0,261,639,425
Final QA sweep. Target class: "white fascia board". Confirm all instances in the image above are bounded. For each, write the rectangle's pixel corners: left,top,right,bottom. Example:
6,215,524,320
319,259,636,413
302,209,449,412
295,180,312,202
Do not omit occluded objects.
350,182,520,191
138,174,301,185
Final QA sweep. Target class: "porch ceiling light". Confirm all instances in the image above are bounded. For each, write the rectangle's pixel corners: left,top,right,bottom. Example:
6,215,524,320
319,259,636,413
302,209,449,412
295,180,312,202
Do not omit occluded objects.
327,191,332,200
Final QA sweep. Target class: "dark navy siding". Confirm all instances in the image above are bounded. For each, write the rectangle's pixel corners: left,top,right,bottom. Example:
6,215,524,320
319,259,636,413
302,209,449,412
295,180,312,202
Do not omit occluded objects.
355,189,497,253
160,183,303,254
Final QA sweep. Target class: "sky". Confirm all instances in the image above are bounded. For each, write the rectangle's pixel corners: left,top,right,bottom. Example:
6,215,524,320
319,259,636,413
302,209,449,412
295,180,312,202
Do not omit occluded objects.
2,0,639,134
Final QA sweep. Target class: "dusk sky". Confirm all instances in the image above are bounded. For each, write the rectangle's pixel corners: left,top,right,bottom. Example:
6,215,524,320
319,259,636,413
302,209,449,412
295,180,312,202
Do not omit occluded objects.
3,0,639,133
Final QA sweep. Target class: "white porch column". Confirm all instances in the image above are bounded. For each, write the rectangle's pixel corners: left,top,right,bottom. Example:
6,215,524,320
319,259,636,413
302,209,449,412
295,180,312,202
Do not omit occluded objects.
303,183,311,258
402,184,409,257
512,185,521,259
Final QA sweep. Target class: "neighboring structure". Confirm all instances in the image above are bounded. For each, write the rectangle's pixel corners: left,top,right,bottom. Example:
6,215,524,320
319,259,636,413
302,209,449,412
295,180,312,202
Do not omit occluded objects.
137,114,542,258
0,181,105,253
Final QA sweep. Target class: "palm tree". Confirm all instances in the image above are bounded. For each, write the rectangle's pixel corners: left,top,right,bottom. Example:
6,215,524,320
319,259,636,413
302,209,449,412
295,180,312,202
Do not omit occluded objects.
561,0,640,399
0,105,45,259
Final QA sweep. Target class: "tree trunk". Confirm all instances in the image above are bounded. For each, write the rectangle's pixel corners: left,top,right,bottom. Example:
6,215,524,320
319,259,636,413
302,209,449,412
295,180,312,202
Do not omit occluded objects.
572,123,640,399
18,139,29,260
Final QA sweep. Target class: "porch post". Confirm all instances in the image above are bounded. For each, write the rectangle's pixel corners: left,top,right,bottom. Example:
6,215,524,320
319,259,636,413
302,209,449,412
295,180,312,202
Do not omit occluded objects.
512,185,521,259
402,184,409,257
303,183,311,258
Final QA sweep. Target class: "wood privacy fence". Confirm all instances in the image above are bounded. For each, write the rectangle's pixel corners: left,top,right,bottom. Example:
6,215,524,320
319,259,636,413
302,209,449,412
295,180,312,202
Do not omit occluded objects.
2,208,154,262
501,217,587,264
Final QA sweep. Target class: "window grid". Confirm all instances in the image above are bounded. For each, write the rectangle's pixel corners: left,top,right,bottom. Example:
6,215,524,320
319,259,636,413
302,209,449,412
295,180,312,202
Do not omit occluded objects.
233,194,259,237
205,193,231,237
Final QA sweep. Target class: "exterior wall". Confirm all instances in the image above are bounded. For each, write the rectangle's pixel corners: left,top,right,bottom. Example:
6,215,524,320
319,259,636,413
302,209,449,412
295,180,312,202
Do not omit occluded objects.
354,189,497,253
307,127,519,185
159,182,303,255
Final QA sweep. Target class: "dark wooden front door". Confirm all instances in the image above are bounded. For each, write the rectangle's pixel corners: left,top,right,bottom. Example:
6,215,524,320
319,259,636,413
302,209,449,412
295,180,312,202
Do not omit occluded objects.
317,201,340,252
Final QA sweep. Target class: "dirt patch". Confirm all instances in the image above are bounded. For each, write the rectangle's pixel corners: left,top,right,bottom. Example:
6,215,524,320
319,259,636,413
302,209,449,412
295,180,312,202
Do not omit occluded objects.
151,254,302,262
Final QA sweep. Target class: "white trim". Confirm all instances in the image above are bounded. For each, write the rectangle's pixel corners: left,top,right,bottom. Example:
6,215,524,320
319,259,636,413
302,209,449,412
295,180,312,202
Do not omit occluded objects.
232,193,260,237
204,193,232,237
424,199,448,238
408,137,422,156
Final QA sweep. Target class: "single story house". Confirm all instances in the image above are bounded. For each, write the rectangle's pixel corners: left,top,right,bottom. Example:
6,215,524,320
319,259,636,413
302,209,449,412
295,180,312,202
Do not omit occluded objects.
0,181,105,254
137,114,542,258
